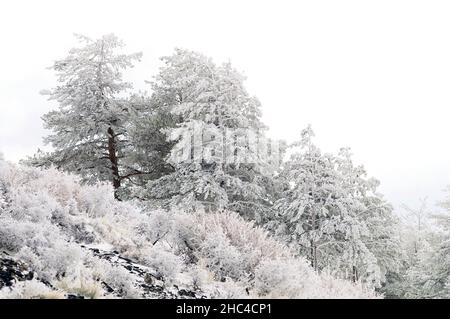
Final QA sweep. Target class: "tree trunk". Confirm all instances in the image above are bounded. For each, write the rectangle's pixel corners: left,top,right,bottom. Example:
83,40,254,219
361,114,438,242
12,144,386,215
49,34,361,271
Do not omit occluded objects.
310,239,318,272
310,209,318,272
107,127,121,200
351,247,359,283
314,244,317,272
352,265,359,283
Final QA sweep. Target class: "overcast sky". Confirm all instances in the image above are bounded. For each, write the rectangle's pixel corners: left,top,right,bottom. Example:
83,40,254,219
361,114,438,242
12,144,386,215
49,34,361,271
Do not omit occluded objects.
1,0,450,211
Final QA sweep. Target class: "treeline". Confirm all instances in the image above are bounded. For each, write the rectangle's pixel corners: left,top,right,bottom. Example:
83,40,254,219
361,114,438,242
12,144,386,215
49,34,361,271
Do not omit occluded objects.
26,34,450,298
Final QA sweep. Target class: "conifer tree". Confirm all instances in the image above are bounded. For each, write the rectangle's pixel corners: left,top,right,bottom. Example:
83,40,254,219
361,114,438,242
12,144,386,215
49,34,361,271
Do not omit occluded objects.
30,34,142,199
138,49,283,221
275,126,400,287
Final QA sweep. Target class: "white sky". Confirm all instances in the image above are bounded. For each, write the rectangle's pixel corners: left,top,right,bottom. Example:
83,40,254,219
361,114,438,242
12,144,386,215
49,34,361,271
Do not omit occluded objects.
1,0,450,211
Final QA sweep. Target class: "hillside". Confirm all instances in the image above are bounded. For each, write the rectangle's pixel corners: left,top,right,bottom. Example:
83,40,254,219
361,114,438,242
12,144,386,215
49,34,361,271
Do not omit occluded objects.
0,158,378,299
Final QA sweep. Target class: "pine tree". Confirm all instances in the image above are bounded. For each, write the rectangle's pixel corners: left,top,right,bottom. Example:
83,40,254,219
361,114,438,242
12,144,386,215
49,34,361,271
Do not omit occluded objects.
361,194,402,295
404,194,450,298
138,49,283,221
28,34,142,199
275,126,400,287
275,125,338,272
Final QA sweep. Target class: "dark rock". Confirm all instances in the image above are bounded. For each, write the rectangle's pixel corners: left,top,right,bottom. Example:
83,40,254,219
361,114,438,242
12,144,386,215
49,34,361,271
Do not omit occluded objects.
178,289,196,298
118,256,133,264
102,281,115,294
0,256,34,289
141,283,177,299
67,294,85,299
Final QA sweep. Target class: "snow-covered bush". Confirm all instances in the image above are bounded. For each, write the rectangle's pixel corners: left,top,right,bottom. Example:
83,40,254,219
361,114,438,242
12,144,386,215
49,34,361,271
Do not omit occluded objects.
55,272,104,299
173,211,291,281
205,279,249,299
254,258,312,298
100,264,141,298
0,279,65,299
0,161,142,298
143,247,183,282
253,258,379,298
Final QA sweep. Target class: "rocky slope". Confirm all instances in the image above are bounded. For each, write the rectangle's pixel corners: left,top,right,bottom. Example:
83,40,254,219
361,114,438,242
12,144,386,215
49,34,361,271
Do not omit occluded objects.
0,247,203,299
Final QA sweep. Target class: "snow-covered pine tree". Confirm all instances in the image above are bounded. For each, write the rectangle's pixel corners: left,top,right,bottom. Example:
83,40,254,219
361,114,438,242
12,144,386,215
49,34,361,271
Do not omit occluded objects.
274,126,400,287
425,199,450,298
359,193,402,295
334,147,402,287
381,198,435,298
28,34,142,200
403,193,450,298
274,125,339,272
139,49,283,222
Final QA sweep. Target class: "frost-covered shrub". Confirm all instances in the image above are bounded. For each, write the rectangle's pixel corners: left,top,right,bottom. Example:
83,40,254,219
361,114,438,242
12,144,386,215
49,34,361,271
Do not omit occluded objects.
253,258,380,299
254,258,312,298
198,229,244,280
0,279,65,299
143,247,183,282
135,209,174,246
16,243,85,282
185,263,215,288
173,211,291,282
101,265,141,299
55,272,104,299
313,272,380,299
0,218,25,252
204,279,249,299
